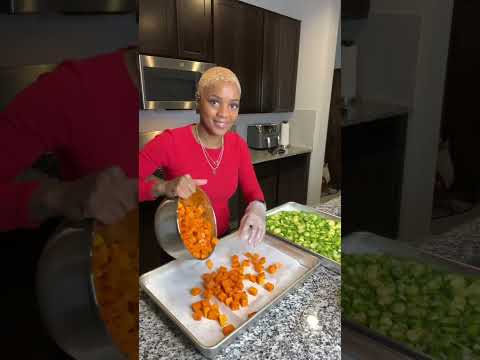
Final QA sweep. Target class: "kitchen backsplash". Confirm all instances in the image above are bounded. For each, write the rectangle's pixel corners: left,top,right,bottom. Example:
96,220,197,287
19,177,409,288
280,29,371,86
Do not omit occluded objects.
139,110,294,141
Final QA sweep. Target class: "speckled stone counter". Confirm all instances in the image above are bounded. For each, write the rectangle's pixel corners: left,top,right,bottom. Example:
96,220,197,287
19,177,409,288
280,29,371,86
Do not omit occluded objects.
250,145,311,165
139,199,342,360
421,215,480,267
313,196,341,218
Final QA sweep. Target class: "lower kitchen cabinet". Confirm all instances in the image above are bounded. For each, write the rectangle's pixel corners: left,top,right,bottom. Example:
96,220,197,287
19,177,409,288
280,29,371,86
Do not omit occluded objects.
231,153,310,229
342,114,407,238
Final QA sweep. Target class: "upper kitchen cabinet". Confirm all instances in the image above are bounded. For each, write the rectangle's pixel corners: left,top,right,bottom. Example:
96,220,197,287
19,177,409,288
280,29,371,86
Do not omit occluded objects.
341,0,370,19
262,11,300,112
139,0,177,57
176,0,213,61
139,0,213,62
213,0,264,114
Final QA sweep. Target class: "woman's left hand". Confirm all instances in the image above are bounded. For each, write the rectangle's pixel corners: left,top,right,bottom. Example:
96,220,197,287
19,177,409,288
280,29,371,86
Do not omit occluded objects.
238,201,266,247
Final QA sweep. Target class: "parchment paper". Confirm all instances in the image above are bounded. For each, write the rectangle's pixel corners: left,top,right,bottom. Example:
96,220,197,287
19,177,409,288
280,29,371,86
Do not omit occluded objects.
142,231,308,347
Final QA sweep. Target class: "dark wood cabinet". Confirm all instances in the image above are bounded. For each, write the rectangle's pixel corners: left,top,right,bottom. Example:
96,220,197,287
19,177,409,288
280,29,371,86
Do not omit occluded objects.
213,0,264,113
342,115,407,238
262,11,300,112
139,0,177,58
230,153,310,229
341,0,370,19
140,0,301,113
277,155,309,204
253,160,279,210
139,0,213,62
176,0,213,61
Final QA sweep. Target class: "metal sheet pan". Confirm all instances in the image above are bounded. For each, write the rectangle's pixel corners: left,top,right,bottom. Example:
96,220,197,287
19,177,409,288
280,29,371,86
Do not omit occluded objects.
140,231,323,359
266,202,341,274
342,231,480,360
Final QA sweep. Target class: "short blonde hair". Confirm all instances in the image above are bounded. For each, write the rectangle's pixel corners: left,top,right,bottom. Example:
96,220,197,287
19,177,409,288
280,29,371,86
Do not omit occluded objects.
196,66,241,100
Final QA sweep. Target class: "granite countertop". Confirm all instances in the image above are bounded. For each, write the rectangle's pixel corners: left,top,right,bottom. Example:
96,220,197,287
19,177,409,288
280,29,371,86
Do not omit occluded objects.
250,145,312,165
342,99,409,128
420,215,480,267
313,196,341,218
140,199,341,360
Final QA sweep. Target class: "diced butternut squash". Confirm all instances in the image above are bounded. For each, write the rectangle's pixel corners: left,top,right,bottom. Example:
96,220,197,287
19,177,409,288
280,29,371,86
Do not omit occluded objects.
257,272,266,285
202,306,210,318
264,282,274,292
266,264,278,274
178,199,217,259
193,311,203,321
192,301,202,312
222,324,235,336
254,264,264,273
191,287,202,296
248,287,258,296
207,309,219,321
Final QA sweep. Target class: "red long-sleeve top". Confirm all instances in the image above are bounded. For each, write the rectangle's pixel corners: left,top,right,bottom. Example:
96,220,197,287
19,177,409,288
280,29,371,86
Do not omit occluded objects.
0,49,138,231
139,124,264,236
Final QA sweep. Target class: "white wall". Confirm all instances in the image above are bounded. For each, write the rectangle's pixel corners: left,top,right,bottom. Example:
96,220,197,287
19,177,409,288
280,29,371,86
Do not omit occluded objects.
397,0,454,242
356,0,454,241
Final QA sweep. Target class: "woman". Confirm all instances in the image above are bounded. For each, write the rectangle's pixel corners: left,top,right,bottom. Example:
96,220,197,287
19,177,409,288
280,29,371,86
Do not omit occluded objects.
139,66,266,246
0,47,139,359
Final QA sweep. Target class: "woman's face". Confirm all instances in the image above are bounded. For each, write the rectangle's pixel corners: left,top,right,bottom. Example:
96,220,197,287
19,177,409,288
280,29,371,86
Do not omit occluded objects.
198,80,240,137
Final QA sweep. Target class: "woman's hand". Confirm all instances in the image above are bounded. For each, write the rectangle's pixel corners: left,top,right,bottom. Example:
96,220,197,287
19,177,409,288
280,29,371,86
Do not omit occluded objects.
163,174,207,199
32,166,138,225
238,201,266,247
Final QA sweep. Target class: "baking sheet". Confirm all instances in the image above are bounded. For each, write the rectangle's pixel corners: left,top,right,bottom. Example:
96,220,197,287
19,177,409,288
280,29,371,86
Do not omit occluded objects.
266,202,341,272
342,231,480,360
267,201,340,221
140,231,313,348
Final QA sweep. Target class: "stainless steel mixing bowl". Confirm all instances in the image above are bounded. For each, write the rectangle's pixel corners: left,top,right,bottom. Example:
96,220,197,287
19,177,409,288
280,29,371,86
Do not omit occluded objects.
36,220,126,360
154,187,217,260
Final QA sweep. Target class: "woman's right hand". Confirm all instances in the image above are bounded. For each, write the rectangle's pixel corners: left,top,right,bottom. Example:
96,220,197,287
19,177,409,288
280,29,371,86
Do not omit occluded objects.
163,174,207,199
31,166,137,225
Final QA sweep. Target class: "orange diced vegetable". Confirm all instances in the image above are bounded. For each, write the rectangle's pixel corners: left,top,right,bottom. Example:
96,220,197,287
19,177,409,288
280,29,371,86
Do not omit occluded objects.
178,196,217,260
193,311,203,321
223,324,235,336
248,287,258,296
264,282,274,292
192,301,202,312
207,309,219,321
191,287,202,296
266,264,278,274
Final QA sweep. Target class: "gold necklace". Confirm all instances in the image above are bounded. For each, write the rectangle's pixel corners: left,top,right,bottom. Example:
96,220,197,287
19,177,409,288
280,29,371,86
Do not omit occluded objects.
195,125,224,175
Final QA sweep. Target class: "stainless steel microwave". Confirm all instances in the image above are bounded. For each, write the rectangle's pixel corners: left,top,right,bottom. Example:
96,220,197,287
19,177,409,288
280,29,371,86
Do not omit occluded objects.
138,54,215,110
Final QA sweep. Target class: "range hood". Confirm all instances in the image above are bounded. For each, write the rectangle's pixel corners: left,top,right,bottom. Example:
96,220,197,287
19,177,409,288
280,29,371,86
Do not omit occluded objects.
1,0,136,14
